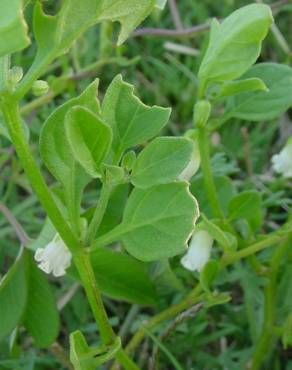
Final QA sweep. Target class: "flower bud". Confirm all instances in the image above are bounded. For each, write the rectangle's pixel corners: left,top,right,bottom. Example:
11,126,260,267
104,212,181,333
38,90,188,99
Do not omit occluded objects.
32,80,49,96
181,230,213,272
193,100,211,128
34,234,72,277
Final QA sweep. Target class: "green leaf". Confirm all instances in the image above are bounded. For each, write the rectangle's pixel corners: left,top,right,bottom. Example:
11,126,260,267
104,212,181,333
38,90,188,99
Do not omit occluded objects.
91,247,157,305
96,184,129,237
0,248,27,341
23,256,59,348
282,313,292,349
132,137,193,188
102,75,171,156
219,78,268,98
198,4,273,94
200,260,220,293
65,106,112,178
0,0,30,57
226,63,292,121
40,81,100,226
228,191,262,230
120,182,199,261
98,0,156,45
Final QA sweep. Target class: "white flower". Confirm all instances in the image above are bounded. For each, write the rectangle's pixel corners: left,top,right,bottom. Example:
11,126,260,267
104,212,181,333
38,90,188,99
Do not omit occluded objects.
271,138,292,178
181,230,213,272
178,143,201,181
34,234,72,277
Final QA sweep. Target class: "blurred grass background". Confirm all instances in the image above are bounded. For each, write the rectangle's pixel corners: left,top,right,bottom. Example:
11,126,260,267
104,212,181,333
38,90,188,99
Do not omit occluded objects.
0,1,292,369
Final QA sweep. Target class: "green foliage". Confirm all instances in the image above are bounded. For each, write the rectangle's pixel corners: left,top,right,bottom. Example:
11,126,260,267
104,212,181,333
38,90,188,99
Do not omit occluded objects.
22,257,59,348
0,248,27,341
102,74,171,156
198,4,273,96
228,191,262,230
0,0,30,57
120,182,199,261
200,260,220,293
65,106,112,178
226,63,292,121
131,137,193,188
91,247,157,305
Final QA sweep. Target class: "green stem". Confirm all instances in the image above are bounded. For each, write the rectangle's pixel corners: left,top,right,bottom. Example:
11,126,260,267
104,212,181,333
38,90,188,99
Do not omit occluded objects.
74,251,116,344
86,184,112,245
89,223,128,252
198,126,224,219
250,240,289,370
0,98,80,253
221,233,288,267
74,251,141,370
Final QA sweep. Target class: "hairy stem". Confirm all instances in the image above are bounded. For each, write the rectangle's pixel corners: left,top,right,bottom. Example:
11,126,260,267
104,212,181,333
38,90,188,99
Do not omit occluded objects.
0,98,80,252
86,183,112,245
198,126,224,219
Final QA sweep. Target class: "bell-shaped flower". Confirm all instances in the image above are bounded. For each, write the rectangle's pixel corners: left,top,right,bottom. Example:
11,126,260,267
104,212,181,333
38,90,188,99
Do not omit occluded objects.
34,234,72,277
271,137,292,178
178,141,201,181
181,230,213,272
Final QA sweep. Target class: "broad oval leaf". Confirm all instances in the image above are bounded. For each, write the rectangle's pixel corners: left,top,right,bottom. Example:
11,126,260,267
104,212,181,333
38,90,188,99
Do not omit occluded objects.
91,247,157,306
132,137,194,188
198,4,273,94
0,248,27,341
121,182,199,261
102,75,171,156
65,106,112,178
23,257,60,348
0,0,30,57
226,63,292,121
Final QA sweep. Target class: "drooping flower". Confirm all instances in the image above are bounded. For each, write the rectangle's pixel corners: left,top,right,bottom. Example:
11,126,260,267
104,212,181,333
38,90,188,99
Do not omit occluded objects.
178,137,201,181
34,234,72,277
271,137,292,178
181,230,213,272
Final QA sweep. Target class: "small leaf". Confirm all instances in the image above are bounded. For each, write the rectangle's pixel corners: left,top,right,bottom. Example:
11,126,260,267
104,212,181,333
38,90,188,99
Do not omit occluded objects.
219,78,268,98
205,292,231,308
70,331,121,370
23,256,59,348
120,182,199,261
90,247,157,306
132,137,194,188
0,248,27,341
228,191,262,230
102,75,171,156
0,0,30,57
200,260,220,293
202,215,237,252
65,106,112,178
226,63,292,121
198,4,273,95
